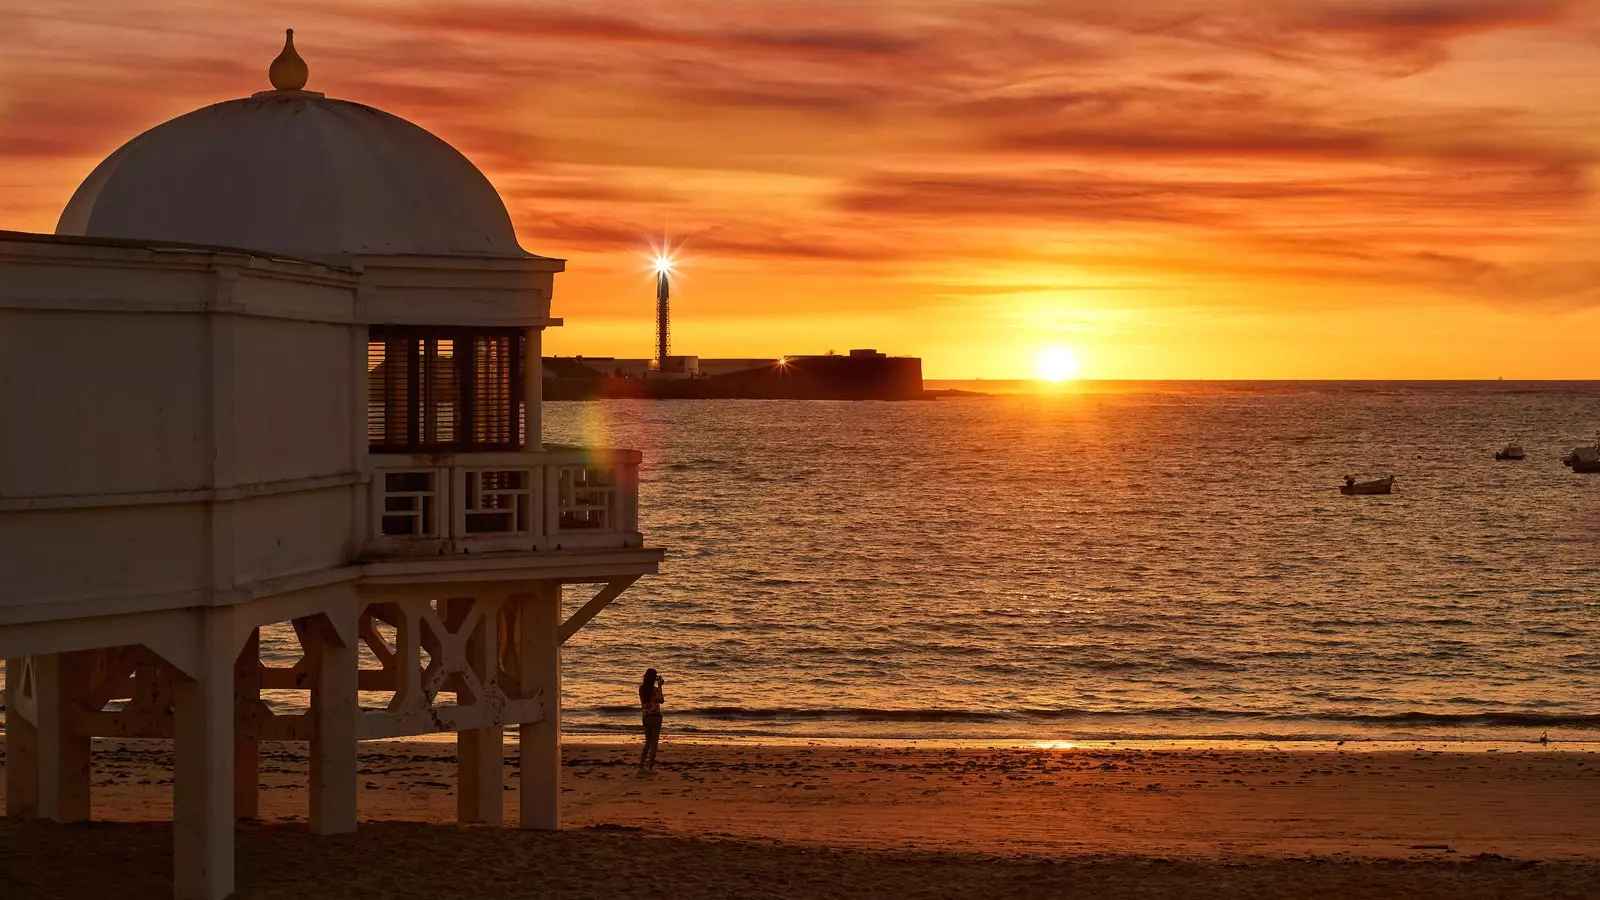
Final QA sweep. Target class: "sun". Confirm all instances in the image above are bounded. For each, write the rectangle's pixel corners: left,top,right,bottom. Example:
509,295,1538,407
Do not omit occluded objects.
1036,346,1081,382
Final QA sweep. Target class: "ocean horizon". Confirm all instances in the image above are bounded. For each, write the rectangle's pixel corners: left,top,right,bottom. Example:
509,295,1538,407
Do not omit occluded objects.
927,378,1600,392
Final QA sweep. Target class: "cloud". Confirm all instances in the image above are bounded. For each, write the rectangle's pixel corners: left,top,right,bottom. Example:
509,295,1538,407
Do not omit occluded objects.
512,213,913,263
6,0,1600,324
1307,0,1577,38
958,77,1591,167
833,160,1598,308
318,4,921,62
1056,0,1588,72
838,165,1588,225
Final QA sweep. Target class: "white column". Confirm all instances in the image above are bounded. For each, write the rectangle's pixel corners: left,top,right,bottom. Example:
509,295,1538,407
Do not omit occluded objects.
309,611,358,835
523,328,542,451
518,581,561,830
456,726,504,824
350,318,371,547
173,608,236,900
3,657,40,819
458,594,504,824
233,630,260,821
620,457,641,536
34,652,91,823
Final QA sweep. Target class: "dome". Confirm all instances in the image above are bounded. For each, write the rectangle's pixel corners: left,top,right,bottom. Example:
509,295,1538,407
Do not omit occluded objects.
57,35,526,259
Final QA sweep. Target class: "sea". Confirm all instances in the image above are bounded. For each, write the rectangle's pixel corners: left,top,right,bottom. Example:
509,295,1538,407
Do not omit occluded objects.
23,381,1597,747
534,381,1600,745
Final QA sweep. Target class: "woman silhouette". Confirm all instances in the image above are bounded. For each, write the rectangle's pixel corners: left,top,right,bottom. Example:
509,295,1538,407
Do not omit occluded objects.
638,668,665,772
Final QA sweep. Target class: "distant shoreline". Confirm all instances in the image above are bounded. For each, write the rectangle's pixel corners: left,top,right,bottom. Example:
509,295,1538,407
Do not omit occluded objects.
924,378,1600,390
923,379,1600,397
539,379,1600,401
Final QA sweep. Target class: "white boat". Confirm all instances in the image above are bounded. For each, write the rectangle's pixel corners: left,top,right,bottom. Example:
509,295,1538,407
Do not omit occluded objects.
1340,474,1394,496
1495,444,1526,461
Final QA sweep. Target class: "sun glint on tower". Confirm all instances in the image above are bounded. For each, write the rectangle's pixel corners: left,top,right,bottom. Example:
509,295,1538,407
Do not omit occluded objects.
654,255,672,369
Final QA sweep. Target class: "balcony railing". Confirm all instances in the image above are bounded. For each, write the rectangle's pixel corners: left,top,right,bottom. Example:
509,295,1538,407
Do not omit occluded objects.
365,445,642,557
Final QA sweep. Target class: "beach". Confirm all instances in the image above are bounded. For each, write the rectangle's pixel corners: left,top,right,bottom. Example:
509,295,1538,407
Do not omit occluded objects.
4,737,1599,898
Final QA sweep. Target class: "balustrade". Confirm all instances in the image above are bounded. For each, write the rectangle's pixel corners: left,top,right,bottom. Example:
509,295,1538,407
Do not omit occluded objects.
366,445,642,556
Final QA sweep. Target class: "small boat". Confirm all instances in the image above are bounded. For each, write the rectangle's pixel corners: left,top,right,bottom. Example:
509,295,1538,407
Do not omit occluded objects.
1495,444,1526,461
1341,474,1394,495
1562,434,1600,473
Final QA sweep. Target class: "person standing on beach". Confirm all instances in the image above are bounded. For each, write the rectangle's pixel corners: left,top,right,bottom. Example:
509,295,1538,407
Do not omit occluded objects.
639,668,665,772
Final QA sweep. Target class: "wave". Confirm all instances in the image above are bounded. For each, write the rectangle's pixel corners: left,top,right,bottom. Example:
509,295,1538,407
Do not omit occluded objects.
574,705,1600,729
1322,711,1600,728
558,723,1520,743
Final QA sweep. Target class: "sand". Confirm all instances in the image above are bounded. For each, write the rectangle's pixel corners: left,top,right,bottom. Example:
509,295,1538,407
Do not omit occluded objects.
4,738,1600,898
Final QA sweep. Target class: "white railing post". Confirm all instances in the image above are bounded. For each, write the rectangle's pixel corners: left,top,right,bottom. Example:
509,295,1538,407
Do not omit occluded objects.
609,462,622,534
530,462,546,544
545,465,561,538
621,456,640,535
369,469,387,544
450,465,467,541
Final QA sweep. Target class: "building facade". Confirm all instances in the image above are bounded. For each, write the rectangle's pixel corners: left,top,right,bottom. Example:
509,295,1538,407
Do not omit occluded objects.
0,33,662,900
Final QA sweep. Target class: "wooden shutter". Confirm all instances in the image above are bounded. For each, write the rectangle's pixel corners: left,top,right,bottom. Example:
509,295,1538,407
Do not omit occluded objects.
368,326,524,453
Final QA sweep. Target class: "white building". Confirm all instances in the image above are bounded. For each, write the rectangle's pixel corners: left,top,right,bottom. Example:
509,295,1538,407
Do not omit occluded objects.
0,32,662,900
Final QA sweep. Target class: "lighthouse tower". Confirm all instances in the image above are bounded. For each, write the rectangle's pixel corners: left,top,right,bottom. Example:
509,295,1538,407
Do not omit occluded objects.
655,262,671,369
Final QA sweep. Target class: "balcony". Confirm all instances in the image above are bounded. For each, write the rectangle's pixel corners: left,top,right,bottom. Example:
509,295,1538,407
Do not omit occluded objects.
365,445,642,558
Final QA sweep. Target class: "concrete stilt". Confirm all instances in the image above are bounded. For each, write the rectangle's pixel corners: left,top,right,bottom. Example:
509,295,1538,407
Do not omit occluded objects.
232,740,259,823
3,657,41,819
457,726,504,824
518,582,562,830
457,592,505,824
309,612,357,836
233,631,260,821
173,611,236,900
35,652,91,823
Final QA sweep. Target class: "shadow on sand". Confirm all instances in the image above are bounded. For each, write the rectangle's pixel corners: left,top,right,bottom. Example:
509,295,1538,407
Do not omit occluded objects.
2,819,1598,899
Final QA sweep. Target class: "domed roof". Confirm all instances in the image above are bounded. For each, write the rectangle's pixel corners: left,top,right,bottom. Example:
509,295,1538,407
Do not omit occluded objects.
56,32,526,259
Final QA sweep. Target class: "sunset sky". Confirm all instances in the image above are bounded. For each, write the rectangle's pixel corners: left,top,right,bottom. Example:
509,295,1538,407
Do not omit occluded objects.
5,1,1600,378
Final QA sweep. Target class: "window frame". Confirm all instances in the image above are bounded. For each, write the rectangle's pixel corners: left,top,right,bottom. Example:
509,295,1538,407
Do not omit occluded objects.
367,325,526,454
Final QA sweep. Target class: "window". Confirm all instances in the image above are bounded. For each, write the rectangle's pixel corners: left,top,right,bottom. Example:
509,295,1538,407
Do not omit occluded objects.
367,326,525,453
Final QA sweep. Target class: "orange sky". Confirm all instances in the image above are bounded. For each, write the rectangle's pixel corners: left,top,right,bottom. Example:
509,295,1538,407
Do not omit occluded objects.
5,0,1600,378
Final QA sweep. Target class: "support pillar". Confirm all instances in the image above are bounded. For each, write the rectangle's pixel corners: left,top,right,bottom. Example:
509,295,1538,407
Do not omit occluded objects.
173,609,236,900
457,727,504,824
518,582,561,830
457,593,504,824
3,657,40,819
522,327,542,450
35,652,91,823
233,631,260,821
308,612,357,836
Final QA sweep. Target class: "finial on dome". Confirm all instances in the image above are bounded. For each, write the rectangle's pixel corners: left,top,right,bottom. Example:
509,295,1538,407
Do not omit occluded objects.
269,28,309,92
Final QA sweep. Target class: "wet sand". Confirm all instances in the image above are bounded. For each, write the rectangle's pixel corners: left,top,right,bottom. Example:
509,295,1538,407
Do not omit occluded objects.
3,738,1599,898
